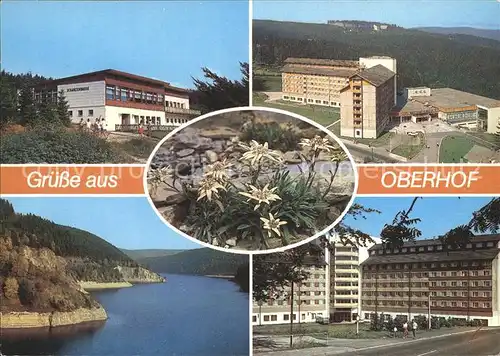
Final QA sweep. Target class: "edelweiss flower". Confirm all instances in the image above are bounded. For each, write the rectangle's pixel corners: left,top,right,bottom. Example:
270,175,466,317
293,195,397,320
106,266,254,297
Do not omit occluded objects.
299,135,336,153
329,150,348,163
239,184,281,210
204,159,232,181
260,213,287,238
239,140,282,166
197,176,226,202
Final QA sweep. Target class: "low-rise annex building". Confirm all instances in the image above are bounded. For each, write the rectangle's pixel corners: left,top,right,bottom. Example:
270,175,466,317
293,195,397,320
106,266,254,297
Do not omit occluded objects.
32,69,200,131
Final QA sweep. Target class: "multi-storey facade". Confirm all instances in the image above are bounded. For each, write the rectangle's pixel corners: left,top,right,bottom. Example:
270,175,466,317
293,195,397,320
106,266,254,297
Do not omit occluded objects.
32,69,200,131
281,58,360,107
360,235,500,326
340,65,396,139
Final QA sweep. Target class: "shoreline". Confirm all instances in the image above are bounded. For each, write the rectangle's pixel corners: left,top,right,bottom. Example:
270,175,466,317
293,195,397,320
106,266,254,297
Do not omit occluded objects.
204,274,235,280
79,281,133,291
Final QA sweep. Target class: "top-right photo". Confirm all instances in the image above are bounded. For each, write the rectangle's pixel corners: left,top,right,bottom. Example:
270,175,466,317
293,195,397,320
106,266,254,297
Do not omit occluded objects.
252,0,500,164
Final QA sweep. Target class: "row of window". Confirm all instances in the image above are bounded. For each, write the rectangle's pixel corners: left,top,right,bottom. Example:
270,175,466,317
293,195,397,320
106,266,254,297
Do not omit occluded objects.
263,299,326,307
253,312,323,323
363,260,491,271
282,96,341,106
363,300,491,308
364,280,491,288
69,109,94,117
105,85,186,109
364,269,491,280
334,299,358,304
370,241,497,256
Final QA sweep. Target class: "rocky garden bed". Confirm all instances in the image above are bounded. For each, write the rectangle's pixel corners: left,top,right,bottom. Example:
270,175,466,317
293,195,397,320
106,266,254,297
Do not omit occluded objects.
147,112,355,251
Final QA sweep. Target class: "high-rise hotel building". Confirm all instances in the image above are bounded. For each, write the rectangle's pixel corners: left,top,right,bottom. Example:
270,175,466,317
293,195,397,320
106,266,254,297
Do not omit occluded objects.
360,235,500,326
32,69,200,131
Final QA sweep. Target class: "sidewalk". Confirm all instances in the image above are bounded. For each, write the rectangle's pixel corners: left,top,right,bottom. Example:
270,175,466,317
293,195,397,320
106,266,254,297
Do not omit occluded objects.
253,327,479,355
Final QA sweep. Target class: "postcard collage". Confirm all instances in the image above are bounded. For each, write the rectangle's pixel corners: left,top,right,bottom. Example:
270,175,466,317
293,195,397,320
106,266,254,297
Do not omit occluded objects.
1,1,499,355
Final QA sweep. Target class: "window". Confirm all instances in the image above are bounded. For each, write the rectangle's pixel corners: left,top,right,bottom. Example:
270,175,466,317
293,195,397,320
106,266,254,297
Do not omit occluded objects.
106,86,115,100
121,89,127,101
271,315,277,321
283,314,289,321
88,109,94,116
252,316,257,322
78,110,83,117
68,110,73,117
263,315,270,321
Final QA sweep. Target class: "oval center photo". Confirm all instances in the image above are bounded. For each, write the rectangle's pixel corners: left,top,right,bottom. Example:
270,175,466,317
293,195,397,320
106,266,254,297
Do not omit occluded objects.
144,107,358,253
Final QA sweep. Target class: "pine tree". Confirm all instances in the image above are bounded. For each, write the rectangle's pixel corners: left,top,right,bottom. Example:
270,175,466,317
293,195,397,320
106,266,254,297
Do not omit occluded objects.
56,90,71,126
0,79,18,128
37,94,58,127
18,85,38,126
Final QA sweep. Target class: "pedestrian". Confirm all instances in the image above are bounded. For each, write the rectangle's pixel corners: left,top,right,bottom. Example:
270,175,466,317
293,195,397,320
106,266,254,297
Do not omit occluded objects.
79,118,85,131
412,320,418,339
138,121,144,137
85,118,91,132
393,326,398,338
403,321,408,339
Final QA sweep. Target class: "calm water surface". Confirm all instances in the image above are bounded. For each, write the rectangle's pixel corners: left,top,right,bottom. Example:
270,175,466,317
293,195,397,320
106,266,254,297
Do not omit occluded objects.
1,274,249,356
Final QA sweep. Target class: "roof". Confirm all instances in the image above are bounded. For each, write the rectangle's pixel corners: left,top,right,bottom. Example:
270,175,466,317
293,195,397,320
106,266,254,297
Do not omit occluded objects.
284,57,360,68
369,234,500,251
351,65,395,87
411,88,500,110
282,64,358,78
362,249,499,265
391,96,438,115
32,69,190,94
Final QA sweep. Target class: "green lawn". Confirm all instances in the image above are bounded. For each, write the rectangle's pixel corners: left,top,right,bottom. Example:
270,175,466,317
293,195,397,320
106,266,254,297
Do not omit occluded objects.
254,322,387,339
466,131,500,150
255,74,282,92
253,93,340,127
439,134,474,163
391,132,426,159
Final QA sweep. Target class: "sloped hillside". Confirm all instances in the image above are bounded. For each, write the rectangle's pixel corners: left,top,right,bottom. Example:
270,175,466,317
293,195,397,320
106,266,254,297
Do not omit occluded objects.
253,20,500,98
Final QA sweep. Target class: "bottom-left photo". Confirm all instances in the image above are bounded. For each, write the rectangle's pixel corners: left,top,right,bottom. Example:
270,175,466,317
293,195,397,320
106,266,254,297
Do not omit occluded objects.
0,197,250,356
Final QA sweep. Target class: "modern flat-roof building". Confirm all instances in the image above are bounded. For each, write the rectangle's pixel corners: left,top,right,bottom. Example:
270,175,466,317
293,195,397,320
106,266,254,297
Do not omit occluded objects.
391,87,500,133
326,232,380,322
252,245,329,326
360,235,500,327
281,58,360,107
32,69,200,131
340,65,396,139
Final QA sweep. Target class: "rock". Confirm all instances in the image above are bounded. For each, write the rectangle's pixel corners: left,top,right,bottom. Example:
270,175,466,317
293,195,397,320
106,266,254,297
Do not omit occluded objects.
226,238,237,247
164,193,188,206
327,206,342,221
176,148,195,158
205,150,218,163
212,238,219,246
283,151,302,164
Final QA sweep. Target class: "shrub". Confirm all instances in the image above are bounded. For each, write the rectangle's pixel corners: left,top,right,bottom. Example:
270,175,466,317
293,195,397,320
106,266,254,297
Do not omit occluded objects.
0,128,121,163
3,276,19,300
1,124,26,135
114,138,157,159
149,135,349,249
240,121,301,152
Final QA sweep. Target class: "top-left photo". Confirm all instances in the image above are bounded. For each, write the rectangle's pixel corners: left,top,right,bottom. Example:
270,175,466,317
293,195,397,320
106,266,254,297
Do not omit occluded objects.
0,0,250,164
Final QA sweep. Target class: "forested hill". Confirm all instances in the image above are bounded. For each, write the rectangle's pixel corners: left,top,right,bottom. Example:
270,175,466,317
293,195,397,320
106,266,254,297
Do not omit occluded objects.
253,20,500,99
137,248,248,276
0,199,135,265
414,27,500,42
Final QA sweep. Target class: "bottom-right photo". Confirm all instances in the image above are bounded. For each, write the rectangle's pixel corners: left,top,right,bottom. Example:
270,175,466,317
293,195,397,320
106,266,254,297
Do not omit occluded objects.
252,197,500,356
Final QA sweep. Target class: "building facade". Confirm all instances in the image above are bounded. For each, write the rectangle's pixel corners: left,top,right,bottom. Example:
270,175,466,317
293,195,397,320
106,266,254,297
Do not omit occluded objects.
340,65,396,139
360,235,500,327
281,57,361,107
252,249,330,326
33,69,200,131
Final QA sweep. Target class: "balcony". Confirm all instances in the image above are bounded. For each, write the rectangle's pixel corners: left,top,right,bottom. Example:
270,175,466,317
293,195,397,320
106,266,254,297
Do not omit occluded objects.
165,106,201,116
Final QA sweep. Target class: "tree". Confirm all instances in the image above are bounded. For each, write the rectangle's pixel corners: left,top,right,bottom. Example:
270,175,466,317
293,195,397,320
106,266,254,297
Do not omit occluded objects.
234,262,250,293
4,276,19,300
18,84,38,126
37,95,58,127
56,90,71,126
0,79,18,128
191,62,249,113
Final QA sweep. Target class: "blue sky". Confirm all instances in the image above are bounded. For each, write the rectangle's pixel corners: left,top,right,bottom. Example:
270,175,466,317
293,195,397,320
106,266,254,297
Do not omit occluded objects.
253,0,500,29
7,197,201,250
1,1,249,88
342,197,494,239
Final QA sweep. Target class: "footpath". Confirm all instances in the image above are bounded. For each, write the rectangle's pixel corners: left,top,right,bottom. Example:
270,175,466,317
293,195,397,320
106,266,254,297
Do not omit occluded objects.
253,327,479,355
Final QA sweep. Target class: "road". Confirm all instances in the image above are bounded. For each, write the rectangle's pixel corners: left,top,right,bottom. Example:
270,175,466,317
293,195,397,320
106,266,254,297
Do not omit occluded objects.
339,328,500,356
